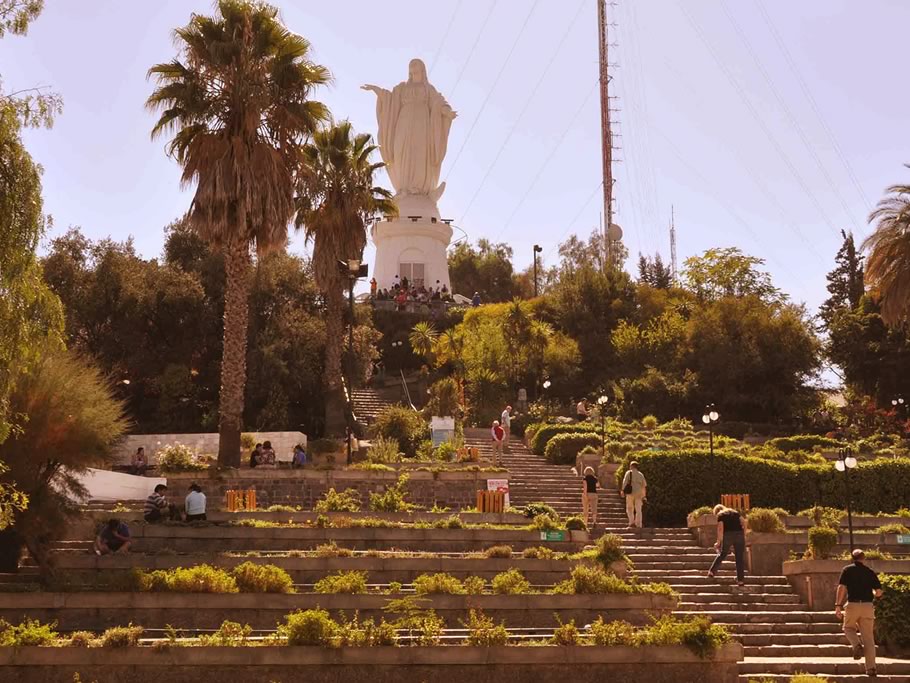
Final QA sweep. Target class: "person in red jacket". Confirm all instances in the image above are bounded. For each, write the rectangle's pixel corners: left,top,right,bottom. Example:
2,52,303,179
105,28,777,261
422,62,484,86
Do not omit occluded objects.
491,420,505,466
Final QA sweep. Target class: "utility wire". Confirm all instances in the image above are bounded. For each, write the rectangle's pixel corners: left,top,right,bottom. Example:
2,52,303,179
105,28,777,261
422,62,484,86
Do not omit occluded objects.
459,0,587,223
428,0,462,75
443,0,541,183
449,0,498,97
755,0,872,214
554,181,605,245
490,79,599,242
721,0,861,233
680,3,842,239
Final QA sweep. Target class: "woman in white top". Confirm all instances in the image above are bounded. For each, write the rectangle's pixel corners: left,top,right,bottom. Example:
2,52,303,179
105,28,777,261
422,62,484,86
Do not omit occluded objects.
185,483,207,521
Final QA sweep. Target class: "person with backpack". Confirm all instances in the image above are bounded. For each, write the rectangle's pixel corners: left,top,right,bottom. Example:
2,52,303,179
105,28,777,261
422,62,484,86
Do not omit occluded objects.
620,461,647,528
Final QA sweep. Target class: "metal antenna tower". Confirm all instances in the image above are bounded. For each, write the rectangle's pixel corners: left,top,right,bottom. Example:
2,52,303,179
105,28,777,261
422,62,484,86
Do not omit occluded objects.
669,205,678,284
597,0,617,269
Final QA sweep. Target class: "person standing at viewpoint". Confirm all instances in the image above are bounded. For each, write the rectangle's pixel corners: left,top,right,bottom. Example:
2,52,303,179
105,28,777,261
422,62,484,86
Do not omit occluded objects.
620,461,647,528
500,405,512,452
836,549,883,677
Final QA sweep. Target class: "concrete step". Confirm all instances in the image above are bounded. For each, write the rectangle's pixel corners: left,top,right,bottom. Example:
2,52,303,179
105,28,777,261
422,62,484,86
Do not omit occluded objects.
677,610,839,624
738,656,910,676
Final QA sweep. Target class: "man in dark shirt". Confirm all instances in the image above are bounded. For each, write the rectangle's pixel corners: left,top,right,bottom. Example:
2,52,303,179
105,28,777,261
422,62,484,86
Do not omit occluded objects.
835,549,883,676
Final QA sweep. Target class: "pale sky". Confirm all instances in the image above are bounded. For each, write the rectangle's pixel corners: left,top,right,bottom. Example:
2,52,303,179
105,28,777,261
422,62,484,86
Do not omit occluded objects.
3,0,908,312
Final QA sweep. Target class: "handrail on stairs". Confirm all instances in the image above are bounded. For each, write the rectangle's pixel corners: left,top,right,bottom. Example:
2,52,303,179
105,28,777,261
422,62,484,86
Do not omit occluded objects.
400,369,417,412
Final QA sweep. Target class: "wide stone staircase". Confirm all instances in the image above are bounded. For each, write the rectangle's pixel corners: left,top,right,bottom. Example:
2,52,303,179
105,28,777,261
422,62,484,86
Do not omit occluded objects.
481,430,910,682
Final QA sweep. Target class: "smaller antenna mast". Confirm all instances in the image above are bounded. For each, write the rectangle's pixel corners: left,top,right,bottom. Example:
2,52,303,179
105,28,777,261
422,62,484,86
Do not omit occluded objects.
670,205,678,284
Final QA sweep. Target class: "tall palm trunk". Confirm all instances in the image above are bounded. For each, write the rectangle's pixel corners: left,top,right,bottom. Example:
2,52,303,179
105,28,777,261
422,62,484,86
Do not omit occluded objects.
323,285,346,435
217,240,251,467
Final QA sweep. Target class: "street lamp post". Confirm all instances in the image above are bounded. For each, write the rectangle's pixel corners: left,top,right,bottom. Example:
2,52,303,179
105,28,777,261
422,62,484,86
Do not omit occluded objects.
533,244,543,297
702,404,720,502
338,259,369,465
892,396,906,420
835,448,858,552
542,379,552,421
596,395,609,457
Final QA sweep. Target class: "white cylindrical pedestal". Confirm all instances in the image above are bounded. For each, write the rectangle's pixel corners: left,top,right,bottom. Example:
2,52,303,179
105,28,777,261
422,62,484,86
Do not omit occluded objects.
372,217,453,291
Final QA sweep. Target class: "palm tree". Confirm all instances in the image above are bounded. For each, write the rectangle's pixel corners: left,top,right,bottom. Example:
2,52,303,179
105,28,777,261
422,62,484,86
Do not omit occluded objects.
295,121,395,433
864,166,910,327
146,1,330,467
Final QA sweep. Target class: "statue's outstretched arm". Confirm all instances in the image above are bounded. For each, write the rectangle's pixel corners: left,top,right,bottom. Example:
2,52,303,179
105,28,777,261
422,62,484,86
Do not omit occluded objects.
361,84,390,95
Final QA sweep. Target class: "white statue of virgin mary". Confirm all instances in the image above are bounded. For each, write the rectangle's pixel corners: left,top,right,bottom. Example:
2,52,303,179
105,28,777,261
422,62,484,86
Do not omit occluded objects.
362,59,457,213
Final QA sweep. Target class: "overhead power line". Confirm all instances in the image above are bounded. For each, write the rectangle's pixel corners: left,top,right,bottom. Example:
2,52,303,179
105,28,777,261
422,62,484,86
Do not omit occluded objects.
449,0,498,97
680,3,842,239
443,0,541,183
754,0,873,216
720,0,861,233
459,0,587,223
428,0,463,75
490,79,599,242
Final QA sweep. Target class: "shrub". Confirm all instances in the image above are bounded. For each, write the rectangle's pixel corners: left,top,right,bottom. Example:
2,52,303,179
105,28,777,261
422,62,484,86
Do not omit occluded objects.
876,523,910,535
369,474,416,513
483,545,513,559
433,515,464,529
688,505,714,521
313,542,353,558
798,506,845,530
806,526,838,559
565,516,587,531
156,443,207,472
875,574,910,649
370,405,429,457
334,615,398,647
550,618,584,645
100,624,143,647
617,450,910,525
530,423,597,455
282,609,337,646
135,565,238,593
641,415,659,430
240,433,257,450
231,562,295,594
198,620,251,647
545,432,603,465
68,631,96,648
464,576,487,594
314,488,361,513
522,502,559,522
531,513,561,532
589,618,636,646
0,619,58,646
554,565,635,594
766,435,844,453
747,508,786,533
490,569,530,595
593,533,627,567
639,615,729,658
521,546,556,560
313,571,368,594
413,572,465,595
367,436,401,464
462,610,509,646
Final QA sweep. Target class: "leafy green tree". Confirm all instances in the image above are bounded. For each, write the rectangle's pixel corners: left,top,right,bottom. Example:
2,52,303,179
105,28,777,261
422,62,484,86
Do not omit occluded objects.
863,167,910,327
683,247,784,304
687,296,821,421
637,253,673,289
0,349,128,573
294,121,394,434
0,0,42,37
448,239,517,302
146,0,331,466
819,230,864,328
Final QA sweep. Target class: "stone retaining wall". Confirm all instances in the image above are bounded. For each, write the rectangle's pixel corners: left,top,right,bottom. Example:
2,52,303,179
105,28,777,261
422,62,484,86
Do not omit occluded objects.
783,558,910,610
0,592,677,631
162,470,503,510
0,643,743,683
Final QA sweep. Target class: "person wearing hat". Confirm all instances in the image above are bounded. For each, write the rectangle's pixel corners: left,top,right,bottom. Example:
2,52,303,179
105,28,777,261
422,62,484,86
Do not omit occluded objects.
836,549,883,677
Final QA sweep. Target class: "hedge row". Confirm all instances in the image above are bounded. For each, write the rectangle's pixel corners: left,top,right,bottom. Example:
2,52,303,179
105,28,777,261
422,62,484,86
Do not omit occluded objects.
616,450,910,525
544,433,603,465
876,574,910,649
528,423,597,455
765,435,845,453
